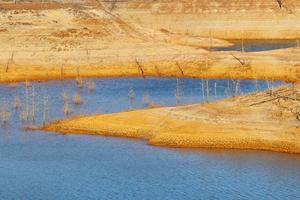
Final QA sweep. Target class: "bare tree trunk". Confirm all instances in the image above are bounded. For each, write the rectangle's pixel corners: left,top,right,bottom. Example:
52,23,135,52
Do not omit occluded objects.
206,79,209,102
276,0,284,9
201,79,205,100
25,81,29,122
175,78,181,105
135,59,145,78
214,82,217,98
209,29,212,52
110,0,118,11
155,66,161,77
60,65,64,80
31,86,36,124
128,88,135,109
226,80,230,96
43,95,49,125
76,66,83,88
255,79,259,92
233,80,239,97
241,37,245,53
176,62,184,76
1,100,10,127
5,52,14,73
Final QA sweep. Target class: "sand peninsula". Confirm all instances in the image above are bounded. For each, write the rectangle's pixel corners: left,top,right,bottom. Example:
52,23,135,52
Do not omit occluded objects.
42,84,300,154
1,0,300,83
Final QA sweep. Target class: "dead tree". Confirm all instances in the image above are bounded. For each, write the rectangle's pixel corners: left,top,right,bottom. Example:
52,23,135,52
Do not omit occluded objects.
128,88,135,108
60,65,64,80
176,62,184,76
276,0,284,9
110,0,118,11
231,54,246,66
231,53,251,72
200,56,211,73
135,59,145,78
175,78,181,105
155,65,161,77
5,52,14,73
232,80,239,97
296,111,300,121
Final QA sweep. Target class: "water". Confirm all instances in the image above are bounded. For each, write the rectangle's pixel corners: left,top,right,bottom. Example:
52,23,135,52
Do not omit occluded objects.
0,77,299,200
213,39,297,52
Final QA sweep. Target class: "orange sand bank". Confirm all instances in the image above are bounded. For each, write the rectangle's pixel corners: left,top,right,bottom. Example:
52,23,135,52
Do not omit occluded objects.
1,4,300,84
1,47,300,84
42,85,300,154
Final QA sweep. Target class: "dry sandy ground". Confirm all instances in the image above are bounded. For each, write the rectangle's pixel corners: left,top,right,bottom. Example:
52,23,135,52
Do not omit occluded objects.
1,1,300,153
1,1,300,83
1,47,300,83
119,0,300,39
43,85,300,154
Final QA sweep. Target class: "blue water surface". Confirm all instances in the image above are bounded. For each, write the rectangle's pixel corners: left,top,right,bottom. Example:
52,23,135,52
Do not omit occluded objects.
213,39,297,52
0,77,299,200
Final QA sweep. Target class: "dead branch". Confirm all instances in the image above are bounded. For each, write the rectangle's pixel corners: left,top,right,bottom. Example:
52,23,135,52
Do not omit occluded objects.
5,51,14,73
135,59,145,78
250,95,300,107
250,95,300,120
155,65,161,77
176,62,184,76
276,95,300,102
231,54,246,66
60,65,64,80
276,0,284,9
110,0,118,11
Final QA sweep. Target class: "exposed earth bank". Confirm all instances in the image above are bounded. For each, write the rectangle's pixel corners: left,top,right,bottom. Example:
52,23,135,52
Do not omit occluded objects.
42,85,300,154
1,0,300,83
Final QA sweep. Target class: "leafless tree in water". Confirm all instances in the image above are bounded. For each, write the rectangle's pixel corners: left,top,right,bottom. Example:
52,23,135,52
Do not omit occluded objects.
31,86,36,124
0,100,10,127
128,88,135,108
232,80,239,97
43,95,49,125
175,78,181,105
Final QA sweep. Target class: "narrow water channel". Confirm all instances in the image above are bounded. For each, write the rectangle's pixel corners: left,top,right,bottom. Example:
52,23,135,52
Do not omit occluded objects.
213,39,298,52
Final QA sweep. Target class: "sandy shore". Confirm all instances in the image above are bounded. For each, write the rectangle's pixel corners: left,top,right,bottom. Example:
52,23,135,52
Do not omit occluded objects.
1,2,300,84
2,1,299,153
42,85,300,154
121,0,300,39
1,47,300,84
